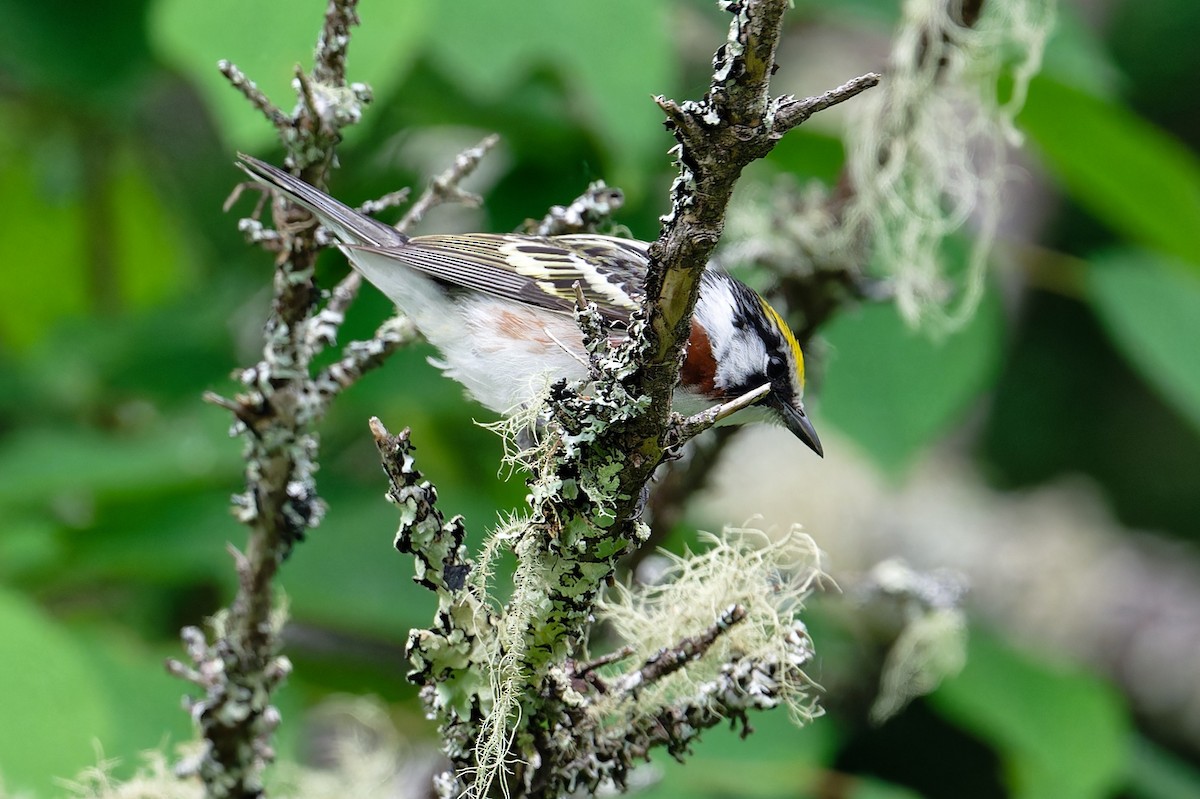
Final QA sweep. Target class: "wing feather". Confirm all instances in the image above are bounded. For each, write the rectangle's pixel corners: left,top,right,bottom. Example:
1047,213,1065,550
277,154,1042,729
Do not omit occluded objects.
346,233,649,323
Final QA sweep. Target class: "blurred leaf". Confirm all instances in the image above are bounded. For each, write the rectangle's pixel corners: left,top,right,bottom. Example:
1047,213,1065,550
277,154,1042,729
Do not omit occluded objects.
818,287,1003,472
1087,249,1200,436
71,626,195,769
111,150,200,305
0,415,237,510
428,0,675,184
0,0,152,103
284,487,437,638
0,116,196,350
150,0,431,149
638,705,837,798
0,107,87,349
65,491,240,589
1020,76,1200,268
848,781,926,799
0,589,111,795
1037,4,1124,98
0,516,64,581
1127,735,1200,799
764,128,847,185
932,632,1127,799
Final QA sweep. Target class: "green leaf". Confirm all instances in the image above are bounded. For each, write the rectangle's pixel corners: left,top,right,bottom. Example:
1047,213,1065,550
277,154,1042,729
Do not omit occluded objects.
818,288,1003,473
931,632,1127,799
428,0,675,184
1127,735,1200,799
0,109,85,349
70,626,196,771
0,114,196,350
848,780,927,799
0,415,238,510
1019,76,1200,268
150,0,431,149
0,589,112,795
764,128,847,185
283,490,437,638
1087,249,1200,435
1037,4,1124,98
638,705,837,798
0,0,153,103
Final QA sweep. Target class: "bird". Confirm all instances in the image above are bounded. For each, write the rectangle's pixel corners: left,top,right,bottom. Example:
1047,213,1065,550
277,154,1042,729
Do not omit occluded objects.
237,154,823,457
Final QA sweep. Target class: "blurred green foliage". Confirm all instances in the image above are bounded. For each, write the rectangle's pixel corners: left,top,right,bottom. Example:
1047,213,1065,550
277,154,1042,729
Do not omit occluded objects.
1,0,1198,797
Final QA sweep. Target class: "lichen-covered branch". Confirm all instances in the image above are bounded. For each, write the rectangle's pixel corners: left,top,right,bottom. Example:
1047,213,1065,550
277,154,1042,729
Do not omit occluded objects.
380,3,873,797
369,420,492,703
524,181,626,237
398,134,499,232
171,6,367,796
650,0,1052,548
606,604,748,696
172,4,500,798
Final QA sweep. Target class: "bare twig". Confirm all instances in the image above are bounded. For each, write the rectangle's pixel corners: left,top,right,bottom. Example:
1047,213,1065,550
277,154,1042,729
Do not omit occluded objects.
665,384,770,450
609,605,748,696
774,72,882,134
526,181,625,236
313,316,418,408
358,187,412,216
572,645,636,676
217,60,289,129
398,134,500,232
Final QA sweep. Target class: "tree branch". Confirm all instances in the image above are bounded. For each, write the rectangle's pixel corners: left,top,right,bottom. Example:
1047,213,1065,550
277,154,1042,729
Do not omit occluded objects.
525,181,625,236
172,4,496,799
379,2,876,797
774,71,882,134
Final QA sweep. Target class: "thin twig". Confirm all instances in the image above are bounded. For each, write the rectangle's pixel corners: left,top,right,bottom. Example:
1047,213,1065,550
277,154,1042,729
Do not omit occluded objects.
313,315,418,409
573,645,637,676
775,72,883,134
313,0,360,84
397,134,500,233
218,60,289,129
666,383,771,449
609,605,748,697
527,181,625,236
294,67,323,138
358,187,412,216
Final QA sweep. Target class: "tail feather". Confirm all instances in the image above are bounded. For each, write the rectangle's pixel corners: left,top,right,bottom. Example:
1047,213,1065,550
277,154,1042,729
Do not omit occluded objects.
236,154,406,248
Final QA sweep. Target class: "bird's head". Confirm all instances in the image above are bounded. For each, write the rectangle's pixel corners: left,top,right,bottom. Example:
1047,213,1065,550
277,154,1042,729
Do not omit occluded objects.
688,272,823,457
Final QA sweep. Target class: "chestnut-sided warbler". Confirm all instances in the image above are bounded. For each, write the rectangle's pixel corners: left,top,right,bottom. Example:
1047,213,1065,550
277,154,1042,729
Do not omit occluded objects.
238,155,822,456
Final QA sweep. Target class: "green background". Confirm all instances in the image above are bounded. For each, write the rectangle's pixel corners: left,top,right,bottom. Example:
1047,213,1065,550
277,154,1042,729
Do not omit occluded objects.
1,0,1199,797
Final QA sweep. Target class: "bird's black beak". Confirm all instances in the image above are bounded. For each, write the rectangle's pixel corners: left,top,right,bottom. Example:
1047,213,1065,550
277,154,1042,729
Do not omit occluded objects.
771,396,824,458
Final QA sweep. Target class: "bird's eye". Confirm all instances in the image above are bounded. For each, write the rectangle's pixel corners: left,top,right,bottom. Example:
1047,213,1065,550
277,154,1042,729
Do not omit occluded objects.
767,353,787,380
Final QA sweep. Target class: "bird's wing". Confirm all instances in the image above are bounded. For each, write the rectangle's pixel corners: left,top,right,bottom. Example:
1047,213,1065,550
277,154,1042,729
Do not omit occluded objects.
346,233,648,323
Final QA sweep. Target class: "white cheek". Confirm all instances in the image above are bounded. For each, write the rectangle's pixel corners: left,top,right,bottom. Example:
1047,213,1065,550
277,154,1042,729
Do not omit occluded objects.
694,277,768,392
715,333,767,390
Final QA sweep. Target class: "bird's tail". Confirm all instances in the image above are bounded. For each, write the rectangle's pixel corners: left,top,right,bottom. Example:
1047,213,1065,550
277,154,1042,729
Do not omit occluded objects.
236,154,407,248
